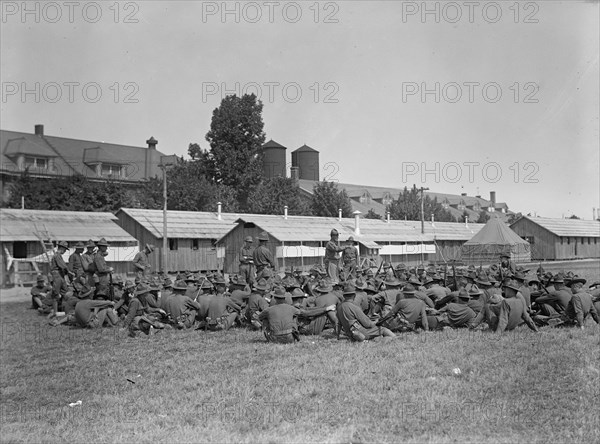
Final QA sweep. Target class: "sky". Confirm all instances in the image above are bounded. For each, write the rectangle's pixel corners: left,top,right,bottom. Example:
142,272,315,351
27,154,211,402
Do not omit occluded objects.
1,0,599,219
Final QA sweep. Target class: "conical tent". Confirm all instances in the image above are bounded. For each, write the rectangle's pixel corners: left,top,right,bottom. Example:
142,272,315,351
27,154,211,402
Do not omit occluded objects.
460,216,531,264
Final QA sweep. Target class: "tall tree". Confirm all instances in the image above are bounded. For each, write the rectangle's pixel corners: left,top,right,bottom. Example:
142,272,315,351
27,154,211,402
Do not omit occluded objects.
364,209,382,220
387,186,455,222
476,211,490,223
247,177,311,215
205,94,265,210
311,181,353,218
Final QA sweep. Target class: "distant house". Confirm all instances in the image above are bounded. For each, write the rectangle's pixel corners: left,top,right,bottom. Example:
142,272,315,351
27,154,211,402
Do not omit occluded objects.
0,209,137,287
0,124,167,203
115,207,240,273
510,216,600,260
296,179,513,222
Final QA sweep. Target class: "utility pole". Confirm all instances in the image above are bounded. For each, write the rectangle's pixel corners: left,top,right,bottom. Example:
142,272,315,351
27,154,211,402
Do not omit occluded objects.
419,186,430,234
159,155,178,274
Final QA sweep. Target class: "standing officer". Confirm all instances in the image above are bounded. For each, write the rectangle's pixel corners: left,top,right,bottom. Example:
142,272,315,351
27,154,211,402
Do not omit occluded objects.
50,241,70,317
252,232,274,280
341,236,359,281
325,229,344,284
81,239,96,287
68,242,85,278
133,244,154,279
93,238,113,299
239,236,255,285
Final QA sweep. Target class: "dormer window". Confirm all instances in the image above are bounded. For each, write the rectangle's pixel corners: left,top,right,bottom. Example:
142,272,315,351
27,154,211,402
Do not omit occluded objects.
457,199,466,211
101,163,122,177
24,156,48,169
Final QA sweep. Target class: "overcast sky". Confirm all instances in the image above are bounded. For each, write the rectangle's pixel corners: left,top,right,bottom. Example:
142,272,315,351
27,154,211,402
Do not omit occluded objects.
2,1,598,219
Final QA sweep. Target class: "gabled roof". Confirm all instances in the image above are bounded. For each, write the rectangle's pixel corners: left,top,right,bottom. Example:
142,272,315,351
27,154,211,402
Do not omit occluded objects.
117,208,240,239
1,129,166,182
262,139,286,149
512,216,600,238
0,209,136,243
293,144,319,153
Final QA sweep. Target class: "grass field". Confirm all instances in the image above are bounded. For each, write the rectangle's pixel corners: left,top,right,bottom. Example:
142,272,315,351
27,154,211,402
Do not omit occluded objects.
1,285,599,443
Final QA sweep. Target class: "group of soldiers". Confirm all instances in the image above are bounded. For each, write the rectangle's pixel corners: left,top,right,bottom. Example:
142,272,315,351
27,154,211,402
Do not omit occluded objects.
29,231,600,342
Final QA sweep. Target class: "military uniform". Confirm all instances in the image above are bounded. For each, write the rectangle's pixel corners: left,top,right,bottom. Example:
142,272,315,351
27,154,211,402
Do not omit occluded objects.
239,236,255,284
68,242,85,277
132,244,154,278
253,232,274,280
50,241,70,306
81,240,97,287
341,236,359,281
324,229,344,283
74,299,118,328
337,283,395,341
93,238,113,299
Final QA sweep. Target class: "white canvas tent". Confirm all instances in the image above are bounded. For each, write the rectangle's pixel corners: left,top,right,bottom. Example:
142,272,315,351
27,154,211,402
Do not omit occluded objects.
461,216,531,264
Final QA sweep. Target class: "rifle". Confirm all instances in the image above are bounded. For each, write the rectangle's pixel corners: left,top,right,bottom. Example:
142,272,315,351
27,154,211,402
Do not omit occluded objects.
451,260,458,291
194,276,207,302
443,264,448,288
108,272,115,302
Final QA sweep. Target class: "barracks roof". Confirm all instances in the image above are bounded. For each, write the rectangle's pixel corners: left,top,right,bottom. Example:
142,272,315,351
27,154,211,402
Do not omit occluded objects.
0,209,136,243
511,216,600,238
117,208,241,240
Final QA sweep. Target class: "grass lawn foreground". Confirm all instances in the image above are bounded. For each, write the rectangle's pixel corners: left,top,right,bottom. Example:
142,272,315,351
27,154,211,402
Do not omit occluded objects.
1,297,599,443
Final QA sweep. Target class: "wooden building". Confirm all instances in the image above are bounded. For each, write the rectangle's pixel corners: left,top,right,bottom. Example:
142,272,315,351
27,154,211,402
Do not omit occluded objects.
217,212,485,273
115,208,240,273
0,209,137,287
217,213,382,274
510,216,600,260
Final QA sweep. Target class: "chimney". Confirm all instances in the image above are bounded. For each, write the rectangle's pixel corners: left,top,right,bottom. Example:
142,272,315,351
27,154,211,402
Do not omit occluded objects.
353,210,361,236
593,207,597,220
461,193,467,197
386,211,390,223
284,205,288,220
490,191,496,207
146,136,158,150
217,202,222,220
465,216,469,228
34,124,44,136
475,195,481,198
431,213,434,223
290,166,299,183
338,208,342,222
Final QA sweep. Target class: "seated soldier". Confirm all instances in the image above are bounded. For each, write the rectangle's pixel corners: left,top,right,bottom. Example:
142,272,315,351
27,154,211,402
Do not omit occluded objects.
163,279,202,329
63,276,95,315
204,289,242,331
533,273,571,317
436,289,478,329
424,276,450,304
246,278,270,329
472,281,539,333
378,284,430,332
115,280,135,318
303,280,340,335
337,283,396,341
542,278,599,329
258,290,334,343
31,275,52,313
124,283,168,337
74,299,119,329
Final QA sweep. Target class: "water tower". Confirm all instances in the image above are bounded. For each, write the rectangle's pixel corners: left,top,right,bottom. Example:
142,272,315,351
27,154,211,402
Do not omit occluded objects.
291,144,319,181
261,140,286,179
